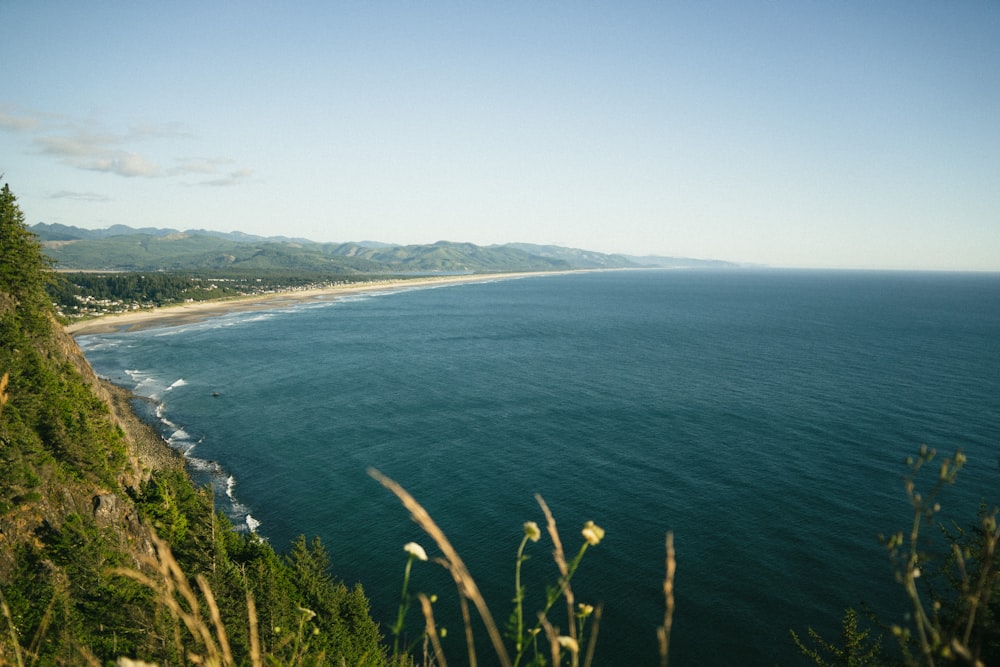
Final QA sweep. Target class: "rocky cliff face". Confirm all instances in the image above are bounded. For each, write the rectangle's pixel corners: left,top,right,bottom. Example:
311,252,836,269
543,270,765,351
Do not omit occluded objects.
0,313,180,579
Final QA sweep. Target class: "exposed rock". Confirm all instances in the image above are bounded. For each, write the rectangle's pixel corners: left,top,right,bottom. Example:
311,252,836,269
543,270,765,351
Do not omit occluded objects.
93,493,120,523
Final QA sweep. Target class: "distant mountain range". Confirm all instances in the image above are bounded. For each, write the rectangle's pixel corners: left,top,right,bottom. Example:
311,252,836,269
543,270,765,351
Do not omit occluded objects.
30,222,739,274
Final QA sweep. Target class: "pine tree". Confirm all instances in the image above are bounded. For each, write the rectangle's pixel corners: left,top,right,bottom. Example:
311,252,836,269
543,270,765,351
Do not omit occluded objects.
0,183,54,334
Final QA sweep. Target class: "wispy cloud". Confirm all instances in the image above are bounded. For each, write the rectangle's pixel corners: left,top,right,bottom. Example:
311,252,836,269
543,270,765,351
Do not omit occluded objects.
83,152,162,178
200,168,254,187
127,121,193,142
48,190,112,202
1,105,253,182
172,156,234,175
34,125,165,177
0,109,42,133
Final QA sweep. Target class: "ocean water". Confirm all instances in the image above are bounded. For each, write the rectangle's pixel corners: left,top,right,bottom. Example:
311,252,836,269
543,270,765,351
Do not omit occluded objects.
77,270,1000,665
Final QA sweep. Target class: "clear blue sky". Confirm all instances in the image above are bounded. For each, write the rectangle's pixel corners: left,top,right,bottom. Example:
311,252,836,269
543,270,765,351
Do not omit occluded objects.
2,2,998,270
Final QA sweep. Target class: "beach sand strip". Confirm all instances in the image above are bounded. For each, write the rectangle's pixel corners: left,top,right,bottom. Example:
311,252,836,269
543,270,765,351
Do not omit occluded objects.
65,271,571,336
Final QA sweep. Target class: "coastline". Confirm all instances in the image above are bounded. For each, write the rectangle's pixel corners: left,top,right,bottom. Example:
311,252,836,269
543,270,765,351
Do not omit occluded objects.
65,270,575,336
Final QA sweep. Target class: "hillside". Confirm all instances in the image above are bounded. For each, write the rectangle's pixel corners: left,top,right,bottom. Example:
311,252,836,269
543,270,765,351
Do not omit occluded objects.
30,223,737,273
1,185,387,665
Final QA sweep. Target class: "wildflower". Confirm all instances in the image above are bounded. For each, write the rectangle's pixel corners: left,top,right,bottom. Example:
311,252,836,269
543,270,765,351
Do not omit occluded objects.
558,636,579,652
523,520,541,542
403,541,428,561
298,606,316,621
581,520,605,546
577,603,594,618
392,543,426,654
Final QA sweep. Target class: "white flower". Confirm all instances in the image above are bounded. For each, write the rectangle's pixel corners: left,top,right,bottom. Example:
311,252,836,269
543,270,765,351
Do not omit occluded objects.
403,541,428,561
558,636,579,652
523,521,541,542
581,520,605,546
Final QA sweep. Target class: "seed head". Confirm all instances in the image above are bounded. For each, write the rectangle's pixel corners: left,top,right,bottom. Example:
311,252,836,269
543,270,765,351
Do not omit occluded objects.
523,521,541,542
404,542,428,561
581,521,605,546
558,636,579,652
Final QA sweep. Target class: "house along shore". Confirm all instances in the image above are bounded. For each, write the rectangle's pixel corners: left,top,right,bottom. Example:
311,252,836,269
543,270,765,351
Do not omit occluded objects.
65,270,584,336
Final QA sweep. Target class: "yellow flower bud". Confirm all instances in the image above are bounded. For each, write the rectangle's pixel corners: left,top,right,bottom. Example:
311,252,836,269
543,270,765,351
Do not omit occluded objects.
523,521,541,542
581,520,605,546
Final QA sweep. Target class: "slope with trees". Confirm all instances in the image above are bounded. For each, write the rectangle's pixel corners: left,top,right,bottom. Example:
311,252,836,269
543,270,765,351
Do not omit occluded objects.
1,183,386,665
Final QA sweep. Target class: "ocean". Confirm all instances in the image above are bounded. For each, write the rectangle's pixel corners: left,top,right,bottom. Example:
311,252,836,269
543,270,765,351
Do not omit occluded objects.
76,269,1000,665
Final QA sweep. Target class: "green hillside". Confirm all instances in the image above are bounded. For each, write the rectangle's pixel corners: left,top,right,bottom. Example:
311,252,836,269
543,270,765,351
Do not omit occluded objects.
38,232,383,273
2,185,387,665
322,240,571,272
31,223,739,273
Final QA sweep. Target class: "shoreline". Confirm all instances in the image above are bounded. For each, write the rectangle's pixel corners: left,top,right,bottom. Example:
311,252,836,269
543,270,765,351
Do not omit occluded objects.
65,270,578,336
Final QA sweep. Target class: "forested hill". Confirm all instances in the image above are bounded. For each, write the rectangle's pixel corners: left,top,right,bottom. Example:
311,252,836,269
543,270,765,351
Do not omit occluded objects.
30,222,737,272
1,184,388,664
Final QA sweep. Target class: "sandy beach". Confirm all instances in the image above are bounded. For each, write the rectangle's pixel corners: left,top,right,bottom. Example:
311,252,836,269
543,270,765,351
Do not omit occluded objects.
65,271,570,336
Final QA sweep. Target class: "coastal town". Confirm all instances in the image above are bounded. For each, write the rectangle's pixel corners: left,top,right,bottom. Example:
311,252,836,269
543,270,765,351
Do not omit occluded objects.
51,275,361,321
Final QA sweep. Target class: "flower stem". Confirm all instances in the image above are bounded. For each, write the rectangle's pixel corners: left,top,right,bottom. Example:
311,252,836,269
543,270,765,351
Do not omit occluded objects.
513,534,530,653
392,556,415,657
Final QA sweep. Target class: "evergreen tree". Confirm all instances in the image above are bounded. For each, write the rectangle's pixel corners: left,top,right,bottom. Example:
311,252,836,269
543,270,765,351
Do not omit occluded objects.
0,183,53,334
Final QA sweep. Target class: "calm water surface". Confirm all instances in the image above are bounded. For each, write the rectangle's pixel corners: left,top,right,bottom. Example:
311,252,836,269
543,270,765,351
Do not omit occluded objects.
79,270,1000,665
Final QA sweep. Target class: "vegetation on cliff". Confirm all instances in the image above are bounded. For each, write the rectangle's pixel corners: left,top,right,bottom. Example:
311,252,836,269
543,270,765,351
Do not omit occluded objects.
0,183,385,665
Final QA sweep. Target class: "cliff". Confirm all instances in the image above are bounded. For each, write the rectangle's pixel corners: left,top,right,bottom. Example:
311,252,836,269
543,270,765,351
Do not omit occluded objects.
0,183,386,665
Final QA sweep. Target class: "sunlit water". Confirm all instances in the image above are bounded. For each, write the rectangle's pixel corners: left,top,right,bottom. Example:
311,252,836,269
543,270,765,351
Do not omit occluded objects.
78,269,1000,665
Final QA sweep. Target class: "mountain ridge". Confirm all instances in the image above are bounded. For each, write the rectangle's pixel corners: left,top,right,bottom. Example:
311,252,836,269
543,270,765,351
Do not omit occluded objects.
30,223,741,273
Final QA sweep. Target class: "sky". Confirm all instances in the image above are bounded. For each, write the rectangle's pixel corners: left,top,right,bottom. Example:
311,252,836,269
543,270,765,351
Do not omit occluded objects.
1,2,998,270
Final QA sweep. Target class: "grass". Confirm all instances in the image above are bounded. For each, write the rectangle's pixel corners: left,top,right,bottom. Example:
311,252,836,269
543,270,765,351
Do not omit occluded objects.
1,445,995,666
369,467,677,667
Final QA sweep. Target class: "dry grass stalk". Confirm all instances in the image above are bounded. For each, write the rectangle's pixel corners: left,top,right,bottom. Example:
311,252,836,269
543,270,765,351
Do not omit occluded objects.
538,614,562,666
418,593,447,667
581,603,602,667
534,493,579,657
455,578,477,667
25,595,56,666
197,574,234,666
0,372,9,417
368,468,512,667
0,593,25,667
114,532,234,667
246,592,261,667
433,557,478,667
658,531,676,667
73,644,102,667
